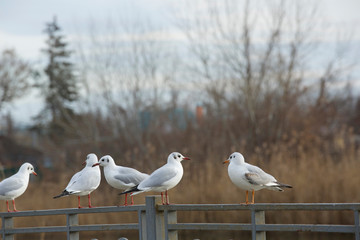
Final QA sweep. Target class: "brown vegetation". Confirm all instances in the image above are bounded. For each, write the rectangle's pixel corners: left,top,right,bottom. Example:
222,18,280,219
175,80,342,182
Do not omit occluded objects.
4,125,360,239
1,1,359,239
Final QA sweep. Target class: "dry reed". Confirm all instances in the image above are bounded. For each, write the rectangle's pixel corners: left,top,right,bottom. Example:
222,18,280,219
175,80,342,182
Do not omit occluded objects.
2,126,359,239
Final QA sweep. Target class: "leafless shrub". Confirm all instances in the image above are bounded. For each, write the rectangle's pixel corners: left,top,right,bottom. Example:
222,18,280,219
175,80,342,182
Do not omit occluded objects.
0,49,31,111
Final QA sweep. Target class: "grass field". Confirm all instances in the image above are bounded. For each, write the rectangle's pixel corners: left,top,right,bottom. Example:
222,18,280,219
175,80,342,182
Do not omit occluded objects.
2,129,360,239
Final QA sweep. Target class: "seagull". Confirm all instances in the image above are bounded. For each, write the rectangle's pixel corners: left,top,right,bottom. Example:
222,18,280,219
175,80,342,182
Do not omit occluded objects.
92,155,149,206
223,152,292,204
0,162,37,212
53,153,101,208
120,152,190,205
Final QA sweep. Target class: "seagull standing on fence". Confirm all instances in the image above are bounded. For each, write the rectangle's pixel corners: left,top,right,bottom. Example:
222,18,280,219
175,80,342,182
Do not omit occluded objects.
92,155,149,206
53,153,101,208
223,152,292,204
0,162,37,212
120,152,190,205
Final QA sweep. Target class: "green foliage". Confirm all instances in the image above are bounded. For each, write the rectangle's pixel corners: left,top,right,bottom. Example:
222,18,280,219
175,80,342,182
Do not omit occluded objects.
43,16,78,115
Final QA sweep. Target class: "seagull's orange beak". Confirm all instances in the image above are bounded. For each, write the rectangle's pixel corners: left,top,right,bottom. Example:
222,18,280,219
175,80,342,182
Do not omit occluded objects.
183,157,191,161
92,163,100,167
32,171,38,176
223,160,230,164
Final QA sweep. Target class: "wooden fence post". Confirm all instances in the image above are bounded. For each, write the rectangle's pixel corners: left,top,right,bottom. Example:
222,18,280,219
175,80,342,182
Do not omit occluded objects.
146,196,165,240
67,213,79,240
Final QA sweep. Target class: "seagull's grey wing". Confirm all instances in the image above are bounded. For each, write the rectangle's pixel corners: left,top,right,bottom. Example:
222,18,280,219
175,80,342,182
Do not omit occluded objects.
245,165,276,186
114,168,148,185
0,177,23,196
65,170,84,191
140,166,177,188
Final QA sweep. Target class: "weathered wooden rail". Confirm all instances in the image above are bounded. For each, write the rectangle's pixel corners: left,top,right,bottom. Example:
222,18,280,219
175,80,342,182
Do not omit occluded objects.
1,196,360,240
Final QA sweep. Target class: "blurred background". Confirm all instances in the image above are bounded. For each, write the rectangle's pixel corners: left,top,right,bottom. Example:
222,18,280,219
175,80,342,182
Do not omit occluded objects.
0,0,360,239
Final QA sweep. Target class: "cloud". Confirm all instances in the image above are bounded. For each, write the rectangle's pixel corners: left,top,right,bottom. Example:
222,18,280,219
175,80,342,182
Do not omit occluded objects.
0,31,44,61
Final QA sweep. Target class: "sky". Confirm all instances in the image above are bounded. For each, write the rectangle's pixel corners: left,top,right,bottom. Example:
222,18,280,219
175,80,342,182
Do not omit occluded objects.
0,0,174,60
0,0,359,126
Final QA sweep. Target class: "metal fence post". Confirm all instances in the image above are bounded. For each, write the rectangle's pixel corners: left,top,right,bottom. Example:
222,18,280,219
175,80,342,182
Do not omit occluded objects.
354,210,360,240
146,196,165,240
140,210,147,240
2,216,14,240
164,209,178,240
251,210,266,240
67,213,79,240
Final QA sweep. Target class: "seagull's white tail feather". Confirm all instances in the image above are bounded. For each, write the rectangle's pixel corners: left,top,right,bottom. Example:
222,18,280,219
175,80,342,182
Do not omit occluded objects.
130,190,145,196
265,181,292,191
266,186,284,192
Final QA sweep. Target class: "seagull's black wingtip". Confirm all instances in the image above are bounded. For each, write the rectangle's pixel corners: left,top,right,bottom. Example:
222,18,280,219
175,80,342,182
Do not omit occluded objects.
53,190,70,199
119,185,140,195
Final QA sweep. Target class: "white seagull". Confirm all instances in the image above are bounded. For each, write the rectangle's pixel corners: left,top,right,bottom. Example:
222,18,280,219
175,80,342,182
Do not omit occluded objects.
92,155,149,206
121,152,190,205
53,153,101,208
223,152,292,204
0,162,37,212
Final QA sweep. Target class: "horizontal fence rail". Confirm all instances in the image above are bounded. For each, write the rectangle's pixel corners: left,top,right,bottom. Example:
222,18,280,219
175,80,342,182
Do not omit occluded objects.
158,202,360,240
1,205,146,240
1,196,360,240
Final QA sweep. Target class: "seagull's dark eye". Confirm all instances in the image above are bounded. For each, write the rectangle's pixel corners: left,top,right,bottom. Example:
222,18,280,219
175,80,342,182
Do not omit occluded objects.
101,159,104,161
177,155,180,158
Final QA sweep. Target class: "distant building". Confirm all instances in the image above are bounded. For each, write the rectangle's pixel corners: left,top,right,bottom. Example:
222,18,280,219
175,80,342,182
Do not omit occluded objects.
139,107,198,132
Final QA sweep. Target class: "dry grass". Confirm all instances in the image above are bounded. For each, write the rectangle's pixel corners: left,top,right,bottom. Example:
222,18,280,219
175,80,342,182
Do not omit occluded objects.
2,127,360,239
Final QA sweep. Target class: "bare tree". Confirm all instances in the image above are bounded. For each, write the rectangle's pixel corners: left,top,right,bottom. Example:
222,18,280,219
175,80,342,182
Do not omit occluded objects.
178,0,354,149
74,16,181,155
0,49,31,111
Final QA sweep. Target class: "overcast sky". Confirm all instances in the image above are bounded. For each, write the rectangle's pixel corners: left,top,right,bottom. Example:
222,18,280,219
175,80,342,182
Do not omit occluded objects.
0,0,177,60
1,0,359,59
0,0,359,125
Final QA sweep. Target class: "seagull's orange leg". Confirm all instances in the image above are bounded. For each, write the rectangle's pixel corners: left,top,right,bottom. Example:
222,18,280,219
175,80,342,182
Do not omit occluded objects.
88,194,94,208
241,191,249,204
130,195,134,205
6,201,10,212
78,196,83,208
165,190,170,205
12,200,18,212
123,193,128,206
250,190,255,204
